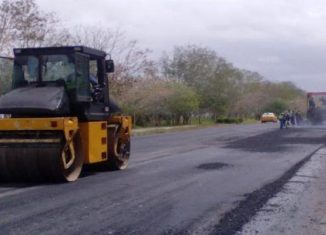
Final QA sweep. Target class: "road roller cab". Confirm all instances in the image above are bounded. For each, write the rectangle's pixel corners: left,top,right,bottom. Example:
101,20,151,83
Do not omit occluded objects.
0,46,131,182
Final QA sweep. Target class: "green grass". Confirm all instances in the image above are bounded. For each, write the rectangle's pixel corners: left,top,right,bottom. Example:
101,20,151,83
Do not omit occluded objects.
242,118,260,124
132,125,198,136
132,118,260,136
190,117,215,125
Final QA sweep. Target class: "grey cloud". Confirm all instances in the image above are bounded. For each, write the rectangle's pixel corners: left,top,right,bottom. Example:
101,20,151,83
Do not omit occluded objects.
36,0,326,91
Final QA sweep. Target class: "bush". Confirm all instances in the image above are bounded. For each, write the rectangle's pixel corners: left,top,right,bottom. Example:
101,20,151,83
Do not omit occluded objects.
216,117,243,124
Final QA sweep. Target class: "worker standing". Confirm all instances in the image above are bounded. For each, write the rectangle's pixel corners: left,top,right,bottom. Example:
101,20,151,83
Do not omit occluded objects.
279,112,285,129
284,111,290,128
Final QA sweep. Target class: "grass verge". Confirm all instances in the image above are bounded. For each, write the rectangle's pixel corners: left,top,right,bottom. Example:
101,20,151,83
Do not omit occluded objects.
132,119,260,136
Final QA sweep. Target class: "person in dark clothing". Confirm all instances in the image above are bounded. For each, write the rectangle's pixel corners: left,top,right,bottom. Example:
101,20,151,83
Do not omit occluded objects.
279,113,286,129
284,111,290,128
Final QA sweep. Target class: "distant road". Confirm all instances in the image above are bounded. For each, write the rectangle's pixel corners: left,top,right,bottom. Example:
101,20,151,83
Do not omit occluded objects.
0,123,325,235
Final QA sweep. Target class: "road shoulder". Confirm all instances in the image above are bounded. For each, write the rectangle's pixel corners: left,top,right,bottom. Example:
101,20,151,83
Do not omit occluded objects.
239,146,326,235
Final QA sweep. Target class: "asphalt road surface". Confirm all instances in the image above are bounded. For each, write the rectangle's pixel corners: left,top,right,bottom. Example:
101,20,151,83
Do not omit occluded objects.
0,123,326,235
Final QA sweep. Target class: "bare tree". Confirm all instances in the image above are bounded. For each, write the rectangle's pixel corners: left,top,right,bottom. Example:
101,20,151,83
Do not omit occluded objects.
0,1,14,55
0,0,58,55
63,25,152,96
66,26,151,75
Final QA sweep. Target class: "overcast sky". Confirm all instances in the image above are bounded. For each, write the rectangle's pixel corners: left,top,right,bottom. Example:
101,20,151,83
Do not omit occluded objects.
36,0,326,91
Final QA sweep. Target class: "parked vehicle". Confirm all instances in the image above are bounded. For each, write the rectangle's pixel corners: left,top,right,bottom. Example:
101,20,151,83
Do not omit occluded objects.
261,112,278,123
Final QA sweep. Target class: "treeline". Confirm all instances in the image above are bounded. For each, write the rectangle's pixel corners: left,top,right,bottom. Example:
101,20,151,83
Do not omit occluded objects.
118,46,305,126
0,0,306,126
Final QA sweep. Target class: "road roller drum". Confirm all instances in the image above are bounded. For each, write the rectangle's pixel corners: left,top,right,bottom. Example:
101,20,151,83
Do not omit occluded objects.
0,126,83,182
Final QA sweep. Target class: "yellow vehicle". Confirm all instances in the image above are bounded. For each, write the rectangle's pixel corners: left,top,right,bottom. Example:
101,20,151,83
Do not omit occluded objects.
260,112,278,123
0,46,131,182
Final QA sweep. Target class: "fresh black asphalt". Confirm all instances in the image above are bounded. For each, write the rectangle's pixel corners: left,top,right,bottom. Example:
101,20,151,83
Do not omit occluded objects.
0,124,325,234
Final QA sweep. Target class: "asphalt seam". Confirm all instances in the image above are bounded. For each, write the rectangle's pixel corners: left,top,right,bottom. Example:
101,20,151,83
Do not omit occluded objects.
209,144,325,235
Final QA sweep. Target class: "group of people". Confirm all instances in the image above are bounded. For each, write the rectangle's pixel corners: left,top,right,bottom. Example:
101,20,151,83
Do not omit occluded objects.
278,110,302,129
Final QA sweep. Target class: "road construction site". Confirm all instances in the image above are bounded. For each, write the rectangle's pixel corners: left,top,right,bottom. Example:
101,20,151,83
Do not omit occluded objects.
1,123,326,234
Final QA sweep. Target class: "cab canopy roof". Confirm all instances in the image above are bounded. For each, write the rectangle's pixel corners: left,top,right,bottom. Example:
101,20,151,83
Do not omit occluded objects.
307,92,326,96
13,46,107,60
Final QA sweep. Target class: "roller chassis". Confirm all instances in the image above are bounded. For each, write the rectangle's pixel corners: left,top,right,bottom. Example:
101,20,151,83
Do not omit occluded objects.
0,116,131,182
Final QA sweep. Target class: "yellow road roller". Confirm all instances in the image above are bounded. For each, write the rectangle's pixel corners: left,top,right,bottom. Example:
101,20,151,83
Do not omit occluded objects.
0,46,131,182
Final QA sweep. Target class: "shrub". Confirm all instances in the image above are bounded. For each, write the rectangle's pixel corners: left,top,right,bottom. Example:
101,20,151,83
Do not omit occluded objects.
216,117,243,124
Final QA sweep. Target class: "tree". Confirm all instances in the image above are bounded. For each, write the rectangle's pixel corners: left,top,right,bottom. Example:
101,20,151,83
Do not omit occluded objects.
63,25,152,97
119,79,173,126
0,0,58,55
0,0,13,55
166,82,199,124
10,0,57,48
263,99,288,115
162,45,243,118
